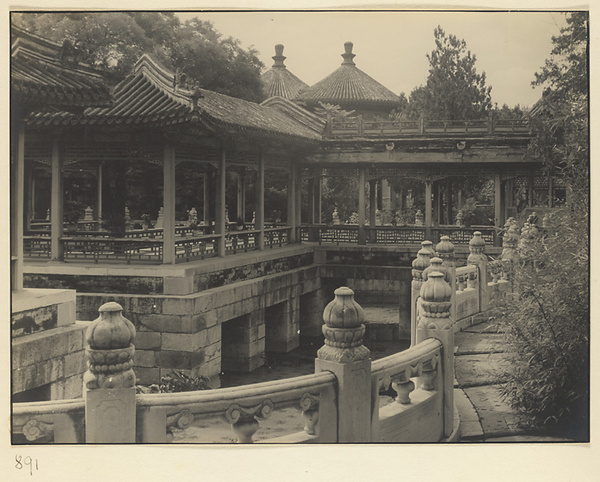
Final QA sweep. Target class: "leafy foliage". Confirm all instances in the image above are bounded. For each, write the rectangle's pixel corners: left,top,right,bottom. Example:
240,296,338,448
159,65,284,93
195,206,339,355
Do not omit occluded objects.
498,12,589,440
405,26,492,120
12,12,265,101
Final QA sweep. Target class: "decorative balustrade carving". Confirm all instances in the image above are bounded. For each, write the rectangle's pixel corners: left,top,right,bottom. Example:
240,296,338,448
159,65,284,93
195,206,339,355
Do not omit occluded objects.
299,393,320,435
22,419,53,441
225,399,274,443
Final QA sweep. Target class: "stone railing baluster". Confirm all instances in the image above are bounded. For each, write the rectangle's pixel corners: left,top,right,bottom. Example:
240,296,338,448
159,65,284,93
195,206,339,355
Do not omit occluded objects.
225,400,274,443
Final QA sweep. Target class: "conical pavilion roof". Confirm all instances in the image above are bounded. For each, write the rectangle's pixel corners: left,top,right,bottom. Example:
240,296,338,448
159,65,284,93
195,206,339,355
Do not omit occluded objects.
261,44,308,100
294,42,401,110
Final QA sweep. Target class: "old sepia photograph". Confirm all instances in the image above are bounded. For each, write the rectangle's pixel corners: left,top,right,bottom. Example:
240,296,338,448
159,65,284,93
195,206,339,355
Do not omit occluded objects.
8,6,590,470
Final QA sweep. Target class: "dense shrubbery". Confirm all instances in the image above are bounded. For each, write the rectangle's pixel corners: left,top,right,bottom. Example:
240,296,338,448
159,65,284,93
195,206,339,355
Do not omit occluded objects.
497,12,589,440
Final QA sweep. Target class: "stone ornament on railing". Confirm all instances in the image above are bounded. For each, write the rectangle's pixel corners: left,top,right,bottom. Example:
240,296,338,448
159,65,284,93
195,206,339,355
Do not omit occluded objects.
421,240,435,257
318,287,370,363
22,419,53,441
501,217,520,264
166,409,195,441
418,271,453,331
225,399,274,443
84,206,93,221
124,206,131,228
423,257,451,285
412,245,433,288
299,393,320,435
435,236,456,267
332,207,340,225
84,302,136,390
156,207,164,229
467,231,486,265
455,209,465,227
414,209,424,226
518,216,540,263
188,207,198,226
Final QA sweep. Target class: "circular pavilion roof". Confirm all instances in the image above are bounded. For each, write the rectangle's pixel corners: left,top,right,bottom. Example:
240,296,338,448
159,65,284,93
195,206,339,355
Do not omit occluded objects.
261,44,309,100
293,42,401,111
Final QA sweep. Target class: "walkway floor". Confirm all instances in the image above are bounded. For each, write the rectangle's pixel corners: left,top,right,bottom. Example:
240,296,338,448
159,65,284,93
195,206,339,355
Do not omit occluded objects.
454,319,573,442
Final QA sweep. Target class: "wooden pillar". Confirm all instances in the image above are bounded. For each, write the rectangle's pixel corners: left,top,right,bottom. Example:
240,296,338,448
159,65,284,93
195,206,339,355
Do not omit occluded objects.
256,147,265,250
295,165,302,240
287,162,296,242
237,168,246,221
97,162,103,221
494,172,502,227
445,180,453,226
425,180,433,240
381,178,391,213
163,144,176,264
358,168,366,245
12,124,26,290
369,180,377,227
435,181,442,226
317,170,323,224
50,135,64,261
307,177,315,224
203,171,210,225
216,144,227,256
25,161,33,229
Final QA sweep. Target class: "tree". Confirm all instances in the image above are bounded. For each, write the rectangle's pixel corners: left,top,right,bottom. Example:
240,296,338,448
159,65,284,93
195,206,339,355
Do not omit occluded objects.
406,26,492,120
11,12,265,101
499,12,589,440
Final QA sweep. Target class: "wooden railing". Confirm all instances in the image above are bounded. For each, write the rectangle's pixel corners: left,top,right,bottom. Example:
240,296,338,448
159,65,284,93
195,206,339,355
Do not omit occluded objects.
326,117,530,139
61,236,163,263
301,224,498,246
175,235,220,262
264,227,292,248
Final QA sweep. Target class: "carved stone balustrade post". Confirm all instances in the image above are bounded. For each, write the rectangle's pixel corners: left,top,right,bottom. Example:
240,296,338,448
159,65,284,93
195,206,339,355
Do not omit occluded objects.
414,209,424,227
435,236,457,324
416,272,454,437
315,287,371,442
468,231,489,311
225,400,274,443
84,205,93,221
84,302,136,443
156,206,164,229
410,244,433,346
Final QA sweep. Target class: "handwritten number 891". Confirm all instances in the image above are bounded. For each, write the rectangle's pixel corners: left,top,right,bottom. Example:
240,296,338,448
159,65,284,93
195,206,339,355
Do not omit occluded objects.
15,455,39,476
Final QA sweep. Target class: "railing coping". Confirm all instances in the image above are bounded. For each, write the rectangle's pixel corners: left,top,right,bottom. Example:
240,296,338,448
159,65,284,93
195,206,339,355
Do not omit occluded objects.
13,398,84,416
371,338,442,377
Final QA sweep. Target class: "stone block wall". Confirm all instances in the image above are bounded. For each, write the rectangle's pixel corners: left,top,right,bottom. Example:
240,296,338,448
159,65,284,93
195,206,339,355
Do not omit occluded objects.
12,322,88,400
76,264,322,386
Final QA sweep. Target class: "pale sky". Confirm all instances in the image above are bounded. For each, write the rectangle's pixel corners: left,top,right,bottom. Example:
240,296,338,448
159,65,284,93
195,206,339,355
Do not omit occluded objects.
180,10,570,109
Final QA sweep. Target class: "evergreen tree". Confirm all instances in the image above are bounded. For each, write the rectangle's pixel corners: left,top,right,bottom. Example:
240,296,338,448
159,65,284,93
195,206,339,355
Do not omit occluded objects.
407,26,492,120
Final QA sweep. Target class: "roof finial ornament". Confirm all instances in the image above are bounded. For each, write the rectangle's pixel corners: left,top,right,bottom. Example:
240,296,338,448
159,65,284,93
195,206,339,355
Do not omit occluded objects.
341,41,356,66
272,44,286,68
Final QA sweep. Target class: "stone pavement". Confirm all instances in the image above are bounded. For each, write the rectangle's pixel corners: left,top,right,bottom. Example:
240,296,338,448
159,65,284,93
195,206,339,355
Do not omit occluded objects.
453,319,572,442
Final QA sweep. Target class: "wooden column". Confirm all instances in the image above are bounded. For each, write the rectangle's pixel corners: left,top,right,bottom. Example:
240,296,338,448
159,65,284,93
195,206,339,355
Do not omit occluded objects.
307,177,315,224
358,168,366,245
445,180,453,226
12,124,25,290
203,171,210,225
163,144,176,264
216,144,227,256
287,161,296,242
50,135,64,261
435,181,442,226
425,180,433,240
369,180,377,227
237,168,246,221
295,165,302,240
381,178,391,213
494,172,502,227
256,147,265,250
97,162,103,221
317,169,323,224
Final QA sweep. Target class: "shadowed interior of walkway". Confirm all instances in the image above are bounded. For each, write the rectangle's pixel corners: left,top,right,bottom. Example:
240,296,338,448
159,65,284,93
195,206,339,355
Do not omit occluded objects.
454,319,574,443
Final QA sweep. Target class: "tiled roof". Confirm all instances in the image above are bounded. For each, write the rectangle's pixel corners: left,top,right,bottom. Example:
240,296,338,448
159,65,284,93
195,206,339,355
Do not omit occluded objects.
261,44,308,99
294,42,401,109
11,26,111,108
26,55,322,143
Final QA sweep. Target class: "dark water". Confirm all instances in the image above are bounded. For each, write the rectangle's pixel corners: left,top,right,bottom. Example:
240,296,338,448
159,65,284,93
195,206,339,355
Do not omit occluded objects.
220,337,410,388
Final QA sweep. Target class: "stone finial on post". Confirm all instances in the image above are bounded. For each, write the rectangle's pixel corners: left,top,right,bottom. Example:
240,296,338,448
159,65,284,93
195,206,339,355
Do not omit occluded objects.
188,207,198,226
156,207,164,229
410,243,434,346
84,302,137,443
332,207,341,225
416,271,454,437
436,236,457,323
124,206,131,229
501,218,520,275
414,209,424,226
468,231,489,311
84,206,93,221
315,287,371,442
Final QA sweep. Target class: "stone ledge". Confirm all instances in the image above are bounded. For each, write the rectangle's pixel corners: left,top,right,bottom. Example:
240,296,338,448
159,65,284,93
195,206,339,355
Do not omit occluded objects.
12,288,76,313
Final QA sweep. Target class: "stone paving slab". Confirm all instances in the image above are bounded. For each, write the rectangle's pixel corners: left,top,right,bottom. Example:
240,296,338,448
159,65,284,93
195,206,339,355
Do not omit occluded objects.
455,331,508,355
454,388,484,439
454,353,510,387
463,384,525,438
462,319,505,334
